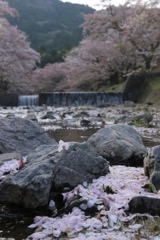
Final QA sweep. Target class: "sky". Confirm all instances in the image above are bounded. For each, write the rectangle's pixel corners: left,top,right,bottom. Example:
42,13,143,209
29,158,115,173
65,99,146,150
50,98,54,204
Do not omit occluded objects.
61,0,124,9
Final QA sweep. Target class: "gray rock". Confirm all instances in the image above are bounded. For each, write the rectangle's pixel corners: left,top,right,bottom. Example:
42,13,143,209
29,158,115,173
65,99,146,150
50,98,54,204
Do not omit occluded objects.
53,142,109,191
80,119,91,127
114,115,128,124
6,113,15,118
73,111,90,118
128,196,160,216
62,118,76,127
24,113,37,121
130,113,153,127
0,142,109,208
132,113,153,123
41,112,56,119
0,117,57,156
27,144,58,162
115,113,153,127
123,101,135,108
88,124,147,166
144,145,160,190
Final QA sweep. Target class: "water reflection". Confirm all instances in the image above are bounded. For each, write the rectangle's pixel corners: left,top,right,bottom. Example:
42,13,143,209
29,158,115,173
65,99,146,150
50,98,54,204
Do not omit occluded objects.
0,203,35,240
142,136,160,148
47,128,160,148
47,128,98,143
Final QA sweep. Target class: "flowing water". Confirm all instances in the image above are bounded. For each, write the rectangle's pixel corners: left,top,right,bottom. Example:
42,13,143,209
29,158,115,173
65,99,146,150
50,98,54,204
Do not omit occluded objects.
18,95,39,107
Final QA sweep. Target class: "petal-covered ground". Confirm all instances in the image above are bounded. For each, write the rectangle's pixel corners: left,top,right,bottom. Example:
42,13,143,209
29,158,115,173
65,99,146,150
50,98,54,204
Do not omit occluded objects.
27,165,160,240
0,157,27,179
0,105,160,239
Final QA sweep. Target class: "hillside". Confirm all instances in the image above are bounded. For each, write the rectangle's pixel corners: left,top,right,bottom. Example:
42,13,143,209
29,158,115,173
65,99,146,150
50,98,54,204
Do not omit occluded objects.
6,0,94,51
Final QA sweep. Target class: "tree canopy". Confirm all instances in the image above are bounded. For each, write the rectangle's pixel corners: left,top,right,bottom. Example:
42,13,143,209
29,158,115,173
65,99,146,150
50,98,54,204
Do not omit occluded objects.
74,0,160,81
32,0,160,92
1,0,160,93
0,1,40,93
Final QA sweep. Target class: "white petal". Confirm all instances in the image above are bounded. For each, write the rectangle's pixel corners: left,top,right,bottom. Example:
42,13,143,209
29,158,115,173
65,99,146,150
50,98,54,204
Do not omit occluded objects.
53,229,61,237
28,232,46,239
87,200,94,208
80,203,87,210
49,200,55,208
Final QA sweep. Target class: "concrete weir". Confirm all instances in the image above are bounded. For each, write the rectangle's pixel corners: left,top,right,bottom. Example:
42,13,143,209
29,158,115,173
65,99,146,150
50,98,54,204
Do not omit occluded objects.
0,92,123,107
0,93,18,106
39,92,123,106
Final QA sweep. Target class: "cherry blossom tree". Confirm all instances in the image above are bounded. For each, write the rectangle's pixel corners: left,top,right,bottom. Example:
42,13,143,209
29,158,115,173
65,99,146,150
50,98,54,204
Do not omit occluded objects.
126,6,160,70
31,0,160,92
31,62,68,93
82,1,160,73
67,0,160,89
0,1,18,17
0,1,40,93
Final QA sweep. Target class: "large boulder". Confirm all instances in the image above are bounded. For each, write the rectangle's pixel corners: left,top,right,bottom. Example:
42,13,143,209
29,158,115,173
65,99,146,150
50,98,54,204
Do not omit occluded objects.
144,145,160,190
0,142,109,208
52,142,108,191
87,124,147,166
0,117,57,155
115,113,153,127
128,196,160,216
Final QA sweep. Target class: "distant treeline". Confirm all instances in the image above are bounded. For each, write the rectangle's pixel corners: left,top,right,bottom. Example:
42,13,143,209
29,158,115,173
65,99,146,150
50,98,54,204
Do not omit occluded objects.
6,0,94,62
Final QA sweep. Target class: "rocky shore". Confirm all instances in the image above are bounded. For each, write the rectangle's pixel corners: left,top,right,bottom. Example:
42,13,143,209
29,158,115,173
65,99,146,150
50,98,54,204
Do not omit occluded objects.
0,102,160,239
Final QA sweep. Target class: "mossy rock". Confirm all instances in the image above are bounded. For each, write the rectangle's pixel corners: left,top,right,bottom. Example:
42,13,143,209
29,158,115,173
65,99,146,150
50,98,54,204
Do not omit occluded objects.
133,118,149,127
